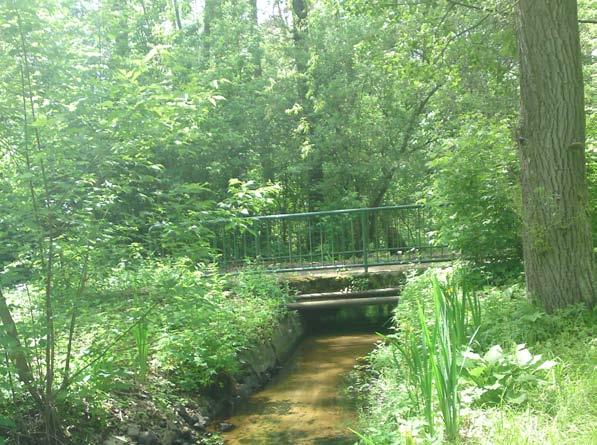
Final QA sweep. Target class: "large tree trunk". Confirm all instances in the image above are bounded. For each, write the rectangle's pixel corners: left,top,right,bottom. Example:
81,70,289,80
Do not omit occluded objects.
516,0,595,311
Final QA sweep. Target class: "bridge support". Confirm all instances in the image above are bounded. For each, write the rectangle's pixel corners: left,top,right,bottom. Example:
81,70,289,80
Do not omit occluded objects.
287,287,401,310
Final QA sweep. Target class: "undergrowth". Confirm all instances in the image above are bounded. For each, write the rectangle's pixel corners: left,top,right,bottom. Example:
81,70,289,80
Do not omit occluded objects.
0,259,290,444
355,266,596,444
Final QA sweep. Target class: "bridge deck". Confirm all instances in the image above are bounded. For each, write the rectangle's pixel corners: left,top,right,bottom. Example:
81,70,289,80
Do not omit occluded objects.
279,262,437,280
282,262,451,310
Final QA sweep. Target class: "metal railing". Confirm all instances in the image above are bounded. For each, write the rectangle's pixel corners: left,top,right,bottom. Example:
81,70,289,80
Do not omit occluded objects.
209,205,452,273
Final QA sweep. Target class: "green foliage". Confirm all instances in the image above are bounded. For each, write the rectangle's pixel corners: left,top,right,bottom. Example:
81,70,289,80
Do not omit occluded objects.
430,278,463,441
0,0,593,442
80,260,290,392
428,116,522,274
476,286,595,349
392,325,435,435
0,258,291,442
462,344,557,406
356,268,596,444
0,415,15,442
380,271,481,440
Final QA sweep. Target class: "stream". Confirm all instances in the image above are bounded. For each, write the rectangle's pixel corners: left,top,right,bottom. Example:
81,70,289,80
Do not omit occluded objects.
223,332,379,445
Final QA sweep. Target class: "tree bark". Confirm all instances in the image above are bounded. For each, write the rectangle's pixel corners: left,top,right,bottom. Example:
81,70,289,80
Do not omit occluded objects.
0,288,43,407
172,0,182,31
249,0,262,77
516,0,595,311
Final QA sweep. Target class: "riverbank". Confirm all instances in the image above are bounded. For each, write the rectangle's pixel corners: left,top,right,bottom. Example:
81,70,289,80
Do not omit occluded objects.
100,311,305,445
1,262,303,445
352,266,596,444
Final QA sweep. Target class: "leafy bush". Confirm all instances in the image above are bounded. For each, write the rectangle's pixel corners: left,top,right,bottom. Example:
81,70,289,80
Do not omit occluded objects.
145,264,289,390
0,416,14,445
462,344,557,406
427,116,522,278
0,257,292,444
476,285,595,349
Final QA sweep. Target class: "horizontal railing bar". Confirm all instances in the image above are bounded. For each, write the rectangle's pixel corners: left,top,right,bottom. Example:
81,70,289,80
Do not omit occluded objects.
239,204,423,221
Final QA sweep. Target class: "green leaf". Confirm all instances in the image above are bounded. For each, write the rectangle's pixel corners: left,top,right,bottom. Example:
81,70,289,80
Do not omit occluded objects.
506,392,527,404
536,360,557,371
468,366,485,378
515,348,533,366
484,345,503,364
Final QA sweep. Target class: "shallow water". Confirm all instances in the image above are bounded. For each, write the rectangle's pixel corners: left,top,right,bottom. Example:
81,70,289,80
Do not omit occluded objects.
223,333,378,445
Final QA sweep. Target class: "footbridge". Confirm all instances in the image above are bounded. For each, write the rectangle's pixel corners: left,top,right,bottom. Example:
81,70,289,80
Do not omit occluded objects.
210,204,453,309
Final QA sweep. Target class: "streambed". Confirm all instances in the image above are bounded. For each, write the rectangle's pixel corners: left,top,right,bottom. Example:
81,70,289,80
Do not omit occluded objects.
223,333,378,444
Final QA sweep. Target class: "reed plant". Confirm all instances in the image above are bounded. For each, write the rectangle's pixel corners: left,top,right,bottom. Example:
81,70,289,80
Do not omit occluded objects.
132,318,150,381
394,273,481,441
431,276,461,441
394,309,435,435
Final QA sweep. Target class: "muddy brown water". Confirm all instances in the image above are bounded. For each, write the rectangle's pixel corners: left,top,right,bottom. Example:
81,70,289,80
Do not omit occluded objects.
223,333,379,445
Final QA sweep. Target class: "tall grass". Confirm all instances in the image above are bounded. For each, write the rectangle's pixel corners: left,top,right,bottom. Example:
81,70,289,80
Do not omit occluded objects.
431,277,461,441
360,269,595,445
393,273,481,441
394,308,435,435
132,318,149,381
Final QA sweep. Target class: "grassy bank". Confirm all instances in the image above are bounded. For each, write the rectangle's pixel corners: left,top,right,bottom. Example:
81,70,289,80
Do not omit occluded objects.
355,267,596,444
0,260,291,444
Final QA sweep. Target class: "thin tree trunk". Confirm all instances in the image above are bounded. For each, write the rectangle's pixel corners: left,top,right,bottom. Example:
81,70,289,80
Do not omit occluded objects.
61,255,89,391
0,288,43,407
172,0,182,31
249,0,262,77
291,0,309,104
516,0,595,311
13,4,61,443
291,0,322,210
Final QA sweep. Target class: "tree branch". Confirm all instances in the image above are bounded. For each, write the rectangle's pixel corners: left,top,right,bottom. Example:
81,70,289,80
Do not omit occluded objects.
446,0,483,11
60,254,89,391
369,83,443,207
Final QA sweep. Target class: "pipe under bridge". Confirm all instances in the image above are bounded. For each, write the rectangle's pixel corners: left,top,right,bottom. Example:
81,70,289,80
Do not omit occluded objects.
209,204,454,309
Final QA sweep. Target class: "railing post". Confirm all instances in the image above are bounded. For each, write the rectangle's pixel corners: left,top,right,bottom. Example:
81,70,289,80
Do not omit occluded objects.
361,210,369,273
255,220,261,265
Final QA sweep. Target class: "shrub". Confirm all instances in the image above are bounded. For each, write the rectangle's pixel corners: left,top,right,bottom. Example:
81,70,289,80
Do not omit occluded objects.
462,344,557,406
